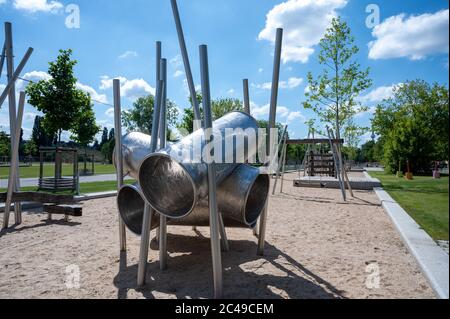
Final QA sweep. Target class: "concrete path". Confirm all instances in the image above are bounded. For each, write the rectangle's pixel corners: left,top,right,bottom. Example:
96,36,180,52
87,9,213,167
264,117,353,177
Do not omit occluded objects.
0,174,133,188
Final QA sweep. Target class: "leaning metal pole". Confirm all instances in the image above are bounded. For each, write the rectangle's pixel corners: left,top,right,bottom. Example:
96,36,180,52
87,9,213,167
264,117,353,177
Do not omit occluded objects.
2,92,25,229
258,28,283,256
113,79,127,251
170,0,201,130
154,41,162,244
0,44,5,78
200,44,223,299
137,80,164,287
159,58,168,270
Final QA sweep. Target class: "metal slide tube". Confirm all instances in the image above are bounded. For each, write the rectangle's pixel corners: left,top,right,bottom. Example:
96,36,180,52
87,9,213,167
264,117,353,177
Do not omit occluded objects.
118,164,269,234
138,111,259,219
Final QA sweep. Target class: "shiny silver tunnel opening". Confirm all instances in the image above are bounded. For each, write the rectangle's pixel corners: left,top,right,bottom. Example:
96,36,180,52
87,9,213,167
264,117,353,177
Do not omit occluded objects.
244,174,270,225
138,154,196,219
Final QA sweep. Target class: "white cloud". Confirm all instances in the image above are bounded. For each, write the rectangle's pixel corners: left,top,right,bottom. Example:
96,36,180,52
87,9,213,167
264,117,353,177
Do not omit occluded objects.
258,0,347,64
76,82,108,104
227,88,235,95
16,71,51,90
13,0,63,13
252,77,303,90
105,108,115,118
170,55,183,68
369,10,449,60
359,83,402,103
173,70,184,78
258,68,264,73
99,76,155,100
287,111,305,123
118,51,138,59
0,0,6,5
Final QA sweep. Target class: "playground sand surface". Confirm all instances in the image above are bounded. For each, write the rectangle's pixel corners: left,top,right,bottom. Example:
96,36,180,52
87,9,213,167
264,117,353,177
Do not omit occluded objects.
0,172,435,299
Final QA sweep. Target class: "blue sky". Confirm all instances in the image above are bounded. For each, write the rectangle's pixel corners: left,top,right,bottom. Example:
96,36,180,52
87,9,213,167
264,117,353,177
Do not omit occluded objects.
1,0,448,144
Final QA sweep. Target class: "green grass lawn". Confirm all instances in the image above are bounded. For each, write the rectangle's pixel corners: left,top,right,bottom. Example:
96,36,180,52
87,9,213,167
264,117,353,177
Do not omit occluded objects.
0,180,135,195
369,171,449,241
0,163,116,179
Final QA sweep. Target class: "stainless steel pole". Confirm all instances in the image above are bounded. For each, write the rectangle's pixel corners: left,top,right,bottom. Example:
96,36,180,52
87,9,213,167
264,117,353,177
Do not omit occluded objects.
0,47,33,107
137,80,164,286
243,79,250,114
159,58,168,271
154,41,162,244
4,22,22,223
280,136,288,193
170,0,202,130
2,92,25,229
200,45,223,299
113,79,127,251
258,28,283,256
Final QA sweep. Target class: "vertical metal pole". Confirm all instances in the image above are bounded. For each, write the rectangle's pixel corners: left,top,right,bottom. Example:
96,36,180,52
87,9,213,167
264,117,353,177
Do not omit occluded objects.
159,58,168,271
5,22,22,223
2,91,25,229
243,79,250,114
200,45,223,299
258,28,283,256
280,137,288,193
170,0,201,130
137,80,164,287
154,41,162,243
113,79,127,252
327,127,346,201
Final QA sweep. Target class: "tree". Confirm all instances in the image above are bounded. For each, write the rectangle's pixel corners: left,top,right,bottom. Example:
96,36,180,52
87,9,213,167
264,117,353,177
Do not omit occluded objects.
372,80,449,173
178,95,243,134
0,131,10,157
24,140,38,157
100,127,109,147
122,95,179,135
32,115,54,148
26,49,92,143
108,128,115,141
101,140,115,164
303,17,372,140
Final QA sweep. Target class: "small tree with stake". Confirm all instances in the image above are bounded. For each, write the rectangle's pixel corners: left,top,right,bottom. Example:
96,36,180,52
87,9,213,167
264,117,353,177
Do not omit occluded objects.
303,17,372,140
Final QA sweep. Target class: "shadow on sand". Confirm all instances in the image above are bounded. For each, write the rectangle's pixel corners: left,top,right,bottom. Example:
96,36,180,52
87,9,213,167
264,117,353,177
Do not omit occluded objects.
113,233,346,299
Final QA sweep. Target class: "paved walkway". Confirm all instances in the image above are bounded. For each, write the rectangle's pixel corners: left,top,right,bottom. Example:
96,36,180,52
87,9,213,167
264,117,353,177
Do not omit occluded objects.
0,174,133,188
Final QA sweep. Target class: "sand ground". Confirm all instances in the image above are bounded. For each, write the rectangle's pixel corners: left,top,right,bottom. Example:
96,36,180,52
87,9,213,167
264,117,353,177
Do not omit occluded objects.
0,173,435,299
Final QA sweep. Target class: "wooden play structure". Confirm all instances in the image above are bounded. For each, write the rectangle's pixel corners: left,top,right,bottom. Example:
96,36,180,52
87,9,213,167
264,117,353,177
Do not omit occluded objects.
38,147,79,193
272,127,354,201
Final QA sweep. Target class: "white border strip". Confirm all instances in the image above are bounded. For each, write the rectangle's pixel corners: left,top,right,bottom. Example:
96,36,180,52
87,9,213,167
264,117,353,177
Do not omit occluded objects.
374,187,449,299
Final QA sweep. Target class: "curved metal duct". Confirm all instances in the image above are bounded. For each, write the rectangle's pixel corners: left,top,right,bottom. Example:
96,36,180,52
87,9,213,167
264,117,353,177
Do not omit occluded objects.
138,111,259,219
113,132,153,179
118,165,269,235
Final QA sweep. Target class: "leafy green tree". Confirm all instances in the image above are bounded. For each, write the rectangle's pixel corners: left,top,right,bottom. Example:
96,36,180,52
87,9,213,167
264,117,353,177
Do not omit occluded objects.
122,95,179,135
100,127,109,147
303,17,372,140
24,140,38,157
178,95,243,134
372,80,449,173
0,131,10,157
26,49,92,143
32,115,54,148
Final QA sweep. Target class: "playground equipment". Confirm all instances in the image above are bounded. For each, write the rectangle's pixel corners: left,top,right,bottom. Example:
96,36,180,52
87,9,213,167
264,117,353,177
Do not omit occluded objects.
38,147,79,193
111,0,283,299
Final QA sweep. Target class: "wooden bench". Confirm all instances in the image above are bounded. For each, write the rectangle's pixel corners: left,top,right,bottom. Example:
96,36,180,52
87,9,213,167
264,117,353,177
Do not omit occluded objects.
43,204,83,222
